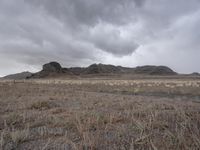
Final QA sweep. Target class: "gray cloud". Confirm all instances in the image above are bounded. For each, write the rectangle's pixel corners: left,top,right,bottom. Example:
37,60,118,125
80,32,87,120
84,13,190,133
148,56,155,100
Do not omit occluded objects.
0,0,200,76
27,0,144,26
88,23,139,56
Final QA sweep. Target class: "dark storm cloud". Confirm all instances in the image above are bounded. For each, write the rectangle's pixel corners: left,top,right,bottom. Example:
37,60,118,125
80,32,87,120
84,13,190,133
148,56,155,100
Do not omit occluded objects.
25,0,143,55
0,0,200,76
27,0,145,26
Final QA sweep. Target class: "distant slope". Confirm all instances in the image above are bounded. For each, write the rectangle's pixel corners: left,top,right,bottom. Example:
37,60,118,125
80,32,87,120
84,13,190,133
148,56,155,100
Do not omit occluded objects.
3,71,32,79
134,66,177,75
191,72,200,76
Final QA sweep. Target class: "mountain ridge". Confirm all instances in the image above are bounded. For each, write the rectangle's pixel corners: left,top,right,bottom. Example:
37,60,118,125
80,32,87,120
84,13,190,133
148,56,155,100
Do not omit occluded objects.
29,62,177,79
3,61,179,79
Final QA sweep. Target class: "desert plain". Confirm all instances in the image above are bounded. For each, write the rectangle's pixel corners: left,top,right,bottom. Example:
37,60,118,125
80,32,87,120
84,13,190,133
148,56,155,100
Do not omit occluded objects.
0,77,200,150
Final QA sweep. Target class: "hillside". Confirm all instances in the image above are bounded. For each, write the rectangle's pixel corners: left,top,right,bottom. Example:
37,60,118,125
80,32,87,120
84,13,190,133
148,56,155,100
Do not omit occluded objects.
134,66,177,75
3,71,32,80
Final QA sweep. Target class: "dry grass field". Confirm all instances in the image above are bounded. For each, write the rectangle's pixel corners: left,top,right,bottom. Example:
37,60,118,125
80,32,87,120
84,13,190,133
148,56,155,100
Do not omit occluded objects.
0,78,200,150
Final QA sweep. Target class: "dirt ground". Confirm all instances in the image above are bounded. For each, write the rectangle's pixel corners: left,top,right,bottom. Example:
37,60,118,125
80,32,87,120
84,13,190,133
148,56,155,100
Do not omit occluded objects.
0,79,200,150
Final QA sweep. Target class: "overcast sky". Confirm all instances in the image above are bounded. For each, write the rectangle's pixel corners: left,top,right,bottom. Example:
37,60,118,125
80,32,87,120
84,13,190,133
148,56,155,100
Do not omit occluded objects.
0,0,200,76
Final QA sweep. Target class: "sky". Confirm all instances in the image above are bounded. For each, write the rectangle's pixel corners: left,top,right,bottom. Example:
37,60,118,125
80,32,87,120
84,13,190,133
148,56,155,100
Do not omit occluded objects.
0,0,200,76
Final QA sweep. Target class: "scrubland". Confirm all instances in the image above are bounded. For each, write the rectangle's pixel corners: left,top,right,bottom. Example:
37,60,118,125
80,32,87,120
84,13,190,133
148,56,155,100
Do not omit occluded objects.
0,78,200,150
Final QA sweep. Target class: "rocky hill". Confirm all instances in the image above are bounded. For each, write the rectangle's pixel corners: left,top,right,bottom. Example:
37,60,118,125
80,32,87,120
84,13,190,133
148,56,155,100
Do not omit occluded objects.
28,62,177,78
29,62,72,78
82,64,122,74
3,62,178,79
134,66,177,75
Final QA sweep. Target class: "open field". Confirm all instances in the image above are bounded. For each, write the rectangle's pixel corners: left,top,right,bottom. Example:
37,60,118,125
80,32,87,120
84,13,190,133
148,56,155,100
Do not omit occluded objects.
0,78,200,150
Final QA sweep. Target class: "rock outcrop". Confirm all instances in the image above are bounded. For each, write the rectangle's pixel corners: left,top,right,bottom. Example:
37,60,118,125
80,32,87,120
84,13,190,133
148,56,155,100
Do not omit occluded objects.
30,62,71,78
43,62,62,73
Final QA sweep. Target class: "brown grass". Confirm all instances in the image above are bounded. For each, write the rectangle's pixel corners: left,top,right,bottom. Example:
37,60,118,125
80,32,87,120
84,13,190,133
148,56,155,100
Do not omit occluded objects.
0,79,200,149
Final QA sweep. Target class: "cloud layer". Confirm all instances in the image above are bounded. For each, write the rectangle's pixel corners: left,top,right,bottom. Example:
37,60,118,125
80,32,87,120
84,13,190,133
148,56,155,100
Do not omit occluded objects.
0,0,200,76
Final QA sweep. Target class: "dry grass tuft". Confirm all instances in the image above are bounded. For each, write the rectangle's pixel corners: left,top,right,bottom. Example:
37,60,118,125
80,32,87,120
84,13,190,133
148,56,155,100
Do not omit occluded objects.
10,127,30,145
30,101,58,110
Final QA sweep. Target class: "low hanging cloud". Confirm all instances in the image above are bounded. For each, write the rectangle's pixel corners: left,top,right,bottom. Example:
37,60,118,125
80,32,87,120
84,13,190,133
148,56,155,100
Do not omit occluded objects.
0,0,200,76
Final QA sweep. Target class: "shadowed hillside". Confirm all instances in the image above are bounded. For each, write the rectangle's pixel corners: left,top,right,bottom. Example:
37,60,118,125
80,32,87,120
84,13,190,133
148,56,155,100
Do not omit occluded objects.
3,72,32,80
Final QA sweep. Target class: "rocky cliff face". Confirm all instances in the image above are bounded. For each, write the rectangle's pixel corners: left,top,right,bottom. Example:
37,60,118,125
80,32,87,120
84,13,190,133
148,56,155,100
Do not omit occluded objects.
43,62,62,73
30,62,65,78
